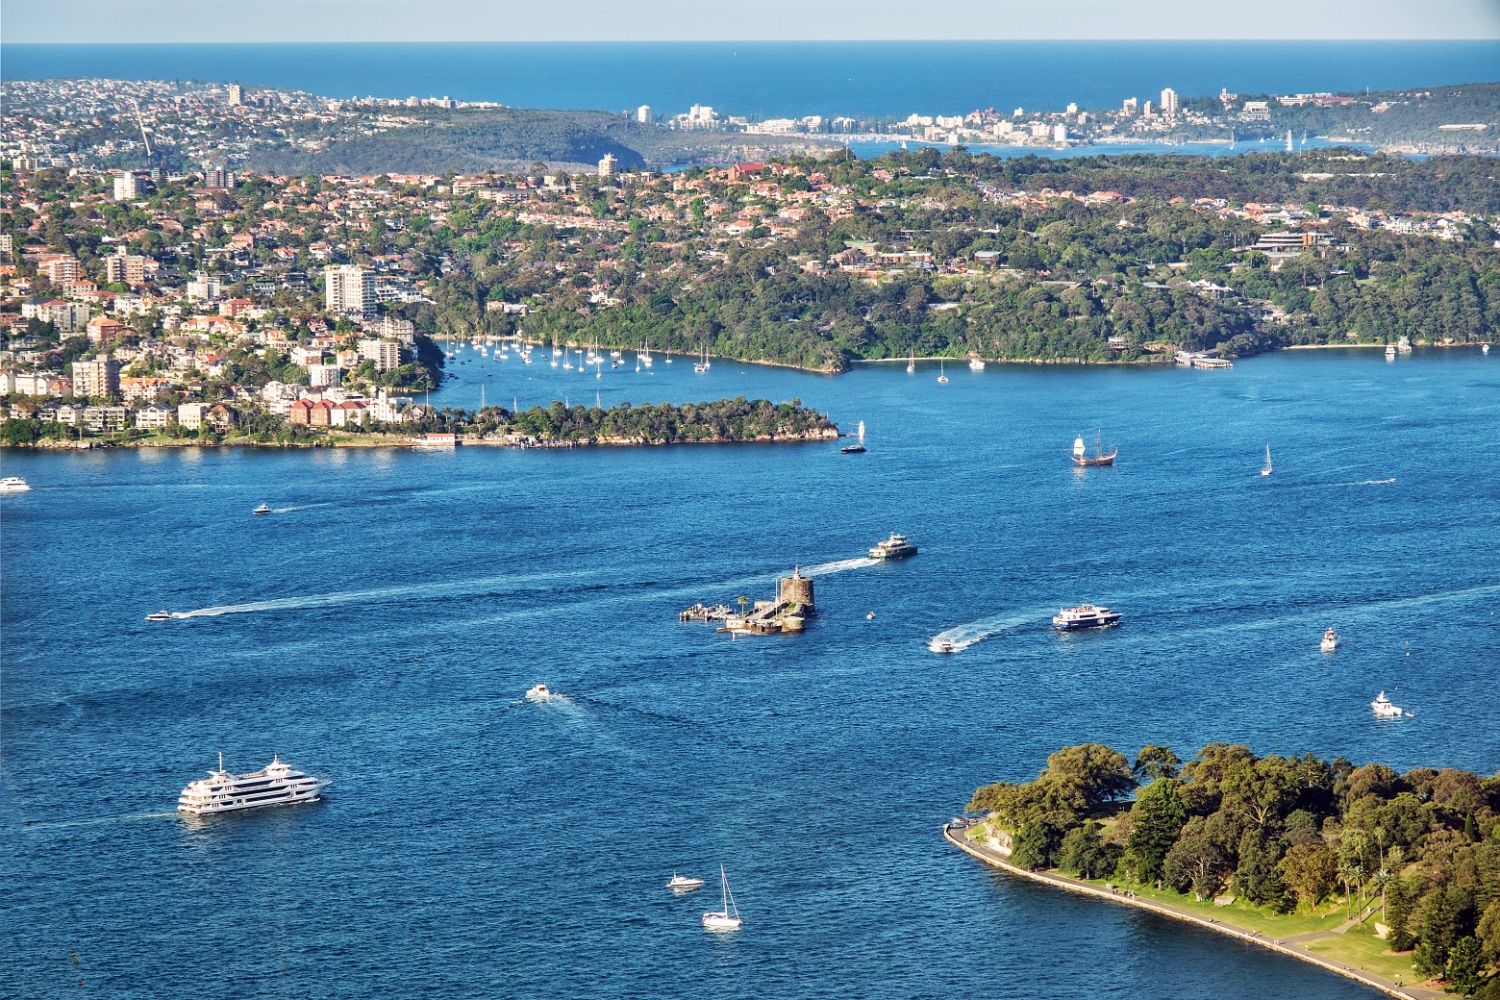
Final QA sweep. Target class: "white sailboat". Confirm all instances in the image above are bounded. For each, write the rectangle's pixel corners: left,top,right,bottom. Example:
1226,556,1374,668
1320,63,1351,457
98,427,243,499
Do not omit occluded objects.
702,866,743,930
1261,444,1273,477
906,352,916,374
937,360,948,383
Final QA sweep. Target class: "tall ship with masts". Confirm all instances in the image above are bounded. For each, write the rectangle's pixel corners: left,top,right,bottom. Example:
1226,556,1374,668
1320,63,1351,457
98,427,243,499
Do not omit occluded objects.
1071,432,1117,467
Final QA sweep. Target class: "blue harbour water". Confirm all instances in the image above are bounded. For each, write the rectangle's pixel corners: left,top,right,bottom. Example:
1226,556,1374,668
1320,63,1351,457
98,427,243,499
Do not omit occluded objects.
4,348,1499,998
4,41,1500,116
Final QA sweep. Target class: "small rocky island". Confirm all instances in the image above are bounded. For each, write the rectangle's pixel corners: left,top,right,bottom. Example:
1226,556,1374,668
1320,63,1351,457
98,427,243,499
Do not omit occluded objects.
952,743,1500,999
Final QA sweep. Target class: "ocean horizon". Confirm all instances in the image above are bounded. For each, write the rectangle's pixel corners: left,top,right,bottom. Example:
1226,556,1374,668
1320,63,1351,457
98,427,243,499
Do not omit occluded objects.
4,41,1498,119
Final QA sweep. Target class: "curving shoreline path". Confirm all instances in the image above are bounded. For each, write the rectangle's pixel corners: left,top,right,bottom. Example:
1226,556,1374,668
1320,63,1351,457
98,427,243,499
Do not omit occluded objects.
942,825,1441,1000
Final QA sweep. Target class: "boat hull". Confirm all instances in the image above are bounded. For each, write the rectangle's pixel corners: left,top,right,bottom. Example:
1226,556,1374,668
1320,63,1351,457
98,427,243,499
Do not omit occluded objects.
177,780,328,816
702,913,742,930
1051,616,1121,630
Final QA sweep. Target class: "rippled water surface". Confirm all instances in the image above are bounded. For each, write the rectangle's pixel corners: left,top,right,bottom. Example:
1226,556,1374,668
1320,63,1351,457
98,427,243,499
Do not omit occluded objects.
4,347,1497,998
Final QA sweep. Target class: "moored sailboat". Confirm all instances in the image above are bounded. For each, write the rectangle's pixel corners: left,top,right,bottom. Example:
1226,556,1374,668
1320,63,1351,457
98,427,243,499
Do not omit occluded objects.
702,866,743,930
1261,444,1273,477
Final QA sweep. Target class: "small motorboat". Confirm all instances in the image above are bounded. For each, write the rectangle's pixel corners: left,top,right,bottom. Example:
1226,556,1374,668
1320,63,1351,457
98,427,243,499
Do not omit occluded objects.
968,358,986,371
1320,628,1339,653
1371,691,1404,719
866,612,876,620
253,503,273,515
525,684,553,703
0,476,31,493
667,873,705,891
841,420,867,453
933,638,956,654
145,611,172,622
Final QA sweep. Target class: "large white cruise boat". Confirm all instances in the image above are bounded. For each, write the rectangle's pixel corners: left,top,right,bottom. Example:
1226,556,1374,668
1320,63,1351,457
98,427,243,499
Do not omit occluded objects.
1052,603,1122,630
178,754,329,816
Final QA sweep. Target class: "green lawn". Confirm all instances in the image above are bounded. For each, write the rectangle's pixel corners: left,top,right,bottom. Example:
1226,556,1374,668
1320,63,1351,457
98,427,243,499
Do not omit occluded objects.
1306,925,1420,983
1073,877,1343,938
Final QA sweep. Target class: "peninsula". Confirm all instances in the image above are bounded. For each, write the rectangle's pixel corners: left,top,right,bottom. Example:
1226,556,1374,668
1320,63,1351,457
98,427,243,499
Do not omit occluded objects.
954,744,1500,999
1,397,838,450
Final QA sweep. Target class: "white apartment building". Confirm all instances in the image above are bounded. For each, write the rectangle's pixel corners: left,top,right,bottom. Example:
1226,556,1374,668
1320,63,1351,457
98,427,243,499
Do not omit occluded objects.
71,356,121,398
178,402,212,429
358,338,402,372
636,105,651,124
1160,88,1179,117
23,299,88,332
186,272,221,302
325,265,375,318
113,171,138,201
307,363,343,388
598,153,618,177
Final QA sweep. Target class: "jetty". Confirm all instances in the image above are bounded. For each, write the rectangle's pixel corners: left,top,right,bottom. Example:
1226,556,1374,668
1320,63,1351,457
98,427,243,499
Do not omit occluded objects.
1174,350,1234,369
679,603,733,623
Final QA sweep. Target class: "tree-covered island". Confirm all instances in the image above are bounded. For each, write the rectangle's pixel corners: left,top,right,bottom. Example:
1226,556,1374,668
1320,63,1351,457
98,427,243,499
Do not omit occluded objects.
959,744,1500,998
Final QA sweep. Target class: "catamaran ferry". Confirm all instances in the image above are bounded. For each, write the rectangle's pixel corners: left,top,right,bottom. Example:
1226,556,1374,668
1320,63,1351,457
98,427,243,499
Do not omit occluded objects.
868,533,918,560
178,754,329,816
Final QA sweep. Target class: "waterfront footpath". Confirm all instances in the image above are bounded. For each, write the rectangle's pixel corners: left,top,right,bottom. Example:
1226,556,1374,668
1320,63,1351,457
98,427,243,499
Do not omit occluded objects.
943,825,1441,1000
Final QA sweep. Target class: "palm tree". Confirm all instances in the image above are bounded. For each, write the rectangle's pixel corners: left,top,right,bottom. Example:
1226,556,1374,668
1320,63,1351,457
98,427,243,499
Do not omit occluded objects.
1344,863,1368,917
1370,868,1393,922
736,595,749,618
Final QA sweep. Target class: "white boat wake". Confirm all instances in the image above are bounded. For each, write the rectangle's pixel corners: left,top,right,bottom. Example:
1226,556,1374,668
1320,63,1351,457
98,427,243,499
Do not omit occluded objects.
800,557,879,577
930,607,1054,652
23,811,180,832
171,568,595,619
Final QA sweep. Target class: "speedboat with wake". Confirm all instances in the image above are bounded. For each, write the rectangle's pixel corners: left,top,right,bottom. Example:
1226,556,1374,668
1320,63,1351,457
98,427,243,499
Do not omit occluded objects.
525,684,554,702
145,610,173,622
0,477,31,493
253,503,273,515
1320,628,1339,652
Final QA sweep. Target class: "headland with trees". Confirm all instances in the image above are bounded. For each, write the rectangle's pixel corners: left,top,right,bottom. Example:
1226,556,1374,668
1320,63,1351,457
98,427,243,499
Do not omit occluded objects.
958,743,1500,998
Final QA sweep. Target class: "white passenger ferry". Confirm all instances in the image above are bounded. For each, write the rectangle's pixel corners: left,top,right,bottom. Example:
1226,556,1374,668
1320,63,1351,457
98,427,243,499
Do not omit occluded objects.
1052,603,1122,630
178,754,329,815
